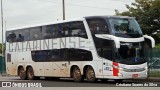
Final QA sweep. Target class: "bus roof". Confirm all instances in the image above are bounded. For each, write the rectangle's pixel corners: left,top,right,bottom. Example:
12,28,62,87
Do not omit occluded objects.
84,15,134,19
6,18,84,31
7,15,134,31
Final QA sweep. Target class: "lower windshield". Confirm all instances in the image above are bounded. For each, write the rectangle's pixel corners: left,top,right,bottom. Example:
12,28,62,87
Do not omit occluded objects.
109,18,143,38
114,42,146,65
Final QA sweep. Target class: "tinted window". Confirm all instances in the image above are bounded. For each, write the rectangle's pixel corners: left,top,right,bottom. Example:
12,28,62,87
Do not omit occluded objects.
31,49,93,62
61,23,69,37
68,49,92,61
30,27,42,40
31,50,53,62
6,31,17,42
54,23,70,38
70,21,87,38
42,25,55,39
109,18,143,38
87,18,113,60
31,49,66,62
6,29,30,42
17,29,30,42
6,21,88,43
87,18,109,34
7,53,11,62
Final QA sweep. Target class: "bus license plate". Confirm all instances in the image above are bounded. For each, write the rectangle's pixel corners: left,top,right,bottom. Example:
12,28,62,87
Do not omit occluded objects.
132,74,138,78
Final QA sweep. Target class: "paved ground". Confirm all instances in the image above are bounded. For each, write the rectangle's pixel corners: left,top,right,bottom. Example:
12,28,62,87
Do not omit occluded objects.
1,87,160,90
0,76,160,90
0,76,160,87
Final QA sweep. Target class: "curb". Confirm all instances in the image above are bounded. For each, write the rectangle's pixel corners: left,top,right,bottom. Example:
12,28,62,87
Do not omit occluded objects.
146,77,160,82
131,77,160,82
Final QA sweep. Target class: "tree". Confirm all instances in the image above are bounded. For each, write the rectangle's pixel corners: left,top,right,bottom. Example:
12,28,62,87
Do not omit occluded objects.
0,43,2,54
115,0,160,44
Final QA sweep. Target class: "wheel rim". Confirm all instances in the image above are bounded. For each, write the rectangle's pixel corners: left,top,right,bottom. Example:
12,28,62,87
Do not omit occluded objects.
19,68,25,79
73,69,81,80
87,69,94,80
28,68,34,79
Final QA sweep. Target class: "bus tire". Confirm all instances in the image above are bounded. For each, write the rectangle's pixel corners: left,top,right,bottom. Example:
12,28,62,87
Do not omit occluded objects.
86,66,97,82
19,67,27,80
73,67,83,82
27,67,35,80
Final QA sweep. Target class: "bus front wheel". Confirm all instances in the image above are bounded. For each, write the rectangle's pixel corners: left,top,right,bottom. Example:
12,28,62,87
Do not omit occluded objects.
86,66,97,82
73,67,83,82
27,67,35,80
19,67,27,80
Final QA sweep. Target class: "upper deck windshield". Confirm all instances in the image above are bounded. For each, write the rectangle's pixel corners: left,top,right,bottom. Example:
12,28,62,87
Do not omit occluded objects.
109,18,143,38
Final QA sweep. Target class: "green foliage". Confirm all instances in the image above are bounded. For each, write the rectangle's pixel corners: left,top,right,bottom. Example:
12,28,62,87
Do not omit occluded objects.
148,71,160,77
115,0,160,44
155,43,160,48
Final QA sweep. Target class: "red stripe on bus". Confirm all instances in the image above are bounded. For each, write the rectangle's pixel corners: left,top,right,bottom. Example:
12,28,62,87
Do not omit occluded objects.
113,62,119,76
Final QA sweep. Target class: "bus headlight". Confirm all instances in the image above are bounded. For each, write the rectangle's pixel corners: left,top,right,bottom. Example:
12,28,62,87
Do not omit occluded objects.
118,73,123,77
144,67,148,70
119,67,124,71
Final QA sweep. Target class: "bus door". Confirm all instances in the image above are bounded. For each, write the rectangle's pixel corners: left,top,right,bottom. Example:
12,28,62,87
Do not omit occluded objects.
102,48,113,77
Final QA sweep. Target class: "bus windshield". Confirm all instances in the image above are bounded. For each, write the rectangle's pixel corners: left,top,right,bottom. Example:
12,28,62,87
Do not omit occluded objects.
114,42,146,65
109,18,143,38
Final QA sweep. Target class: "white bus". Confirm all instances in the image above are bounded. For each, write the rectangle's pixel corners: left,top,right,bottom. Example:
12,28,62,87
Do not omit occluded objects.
5,16,155,82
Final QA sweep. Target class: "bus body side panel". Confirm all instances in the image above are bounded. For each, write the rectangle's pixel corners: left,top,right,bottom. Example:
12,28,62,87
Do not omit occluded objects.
6,52,18,76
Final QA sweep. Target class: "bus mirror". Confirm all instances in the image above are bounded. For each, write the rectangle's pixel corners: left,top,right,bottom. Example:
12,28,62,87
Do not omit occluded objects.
143,35,155,48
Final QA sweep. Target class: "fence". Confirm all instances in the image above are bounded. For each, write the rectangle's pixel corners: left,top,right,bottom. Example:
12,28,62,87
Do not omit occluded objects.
146,48,160,77
0,55,6,75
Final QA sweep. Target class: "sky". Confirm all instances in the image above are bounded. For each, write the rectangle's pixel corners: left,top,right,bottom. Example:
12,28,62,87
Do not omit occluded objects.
0,0,135,43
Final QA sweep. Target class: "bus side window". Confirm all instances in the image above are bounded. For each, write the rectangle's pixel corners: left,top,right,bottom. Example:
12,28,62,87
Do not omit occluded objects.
23,29,30,41
42,25,55,39
7,53,11,62
68,49,93,61
62,23,69,37
17,34,24,42
30,27,42,40
53,25,59,38
70,21,88,39
87,18,109,34
57,24,63,38
52,49,61,61
7,32,17,43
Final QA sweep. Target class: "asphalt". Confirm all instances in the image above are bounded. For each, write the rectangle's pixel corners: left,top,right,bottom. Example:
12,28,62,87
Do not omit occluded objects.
0,74,160,82
145,77,160,82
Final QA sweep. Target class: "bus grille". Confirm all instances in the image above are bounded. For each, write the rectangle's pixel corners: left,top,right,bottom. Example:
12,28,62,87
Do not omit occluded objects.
123,68,145,72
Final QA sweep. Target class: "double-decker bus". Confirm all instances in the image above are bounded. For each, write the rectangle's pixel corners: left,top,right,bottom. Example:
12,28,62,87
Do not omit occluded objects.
5,16,155,82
